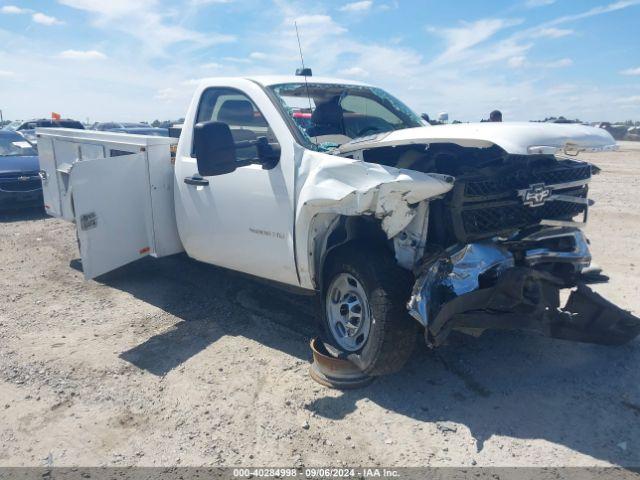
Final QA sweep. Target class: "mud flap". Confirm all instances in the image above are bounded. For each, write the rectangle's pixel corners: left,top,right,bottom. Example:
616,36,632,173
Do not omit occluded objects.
427,268,640,347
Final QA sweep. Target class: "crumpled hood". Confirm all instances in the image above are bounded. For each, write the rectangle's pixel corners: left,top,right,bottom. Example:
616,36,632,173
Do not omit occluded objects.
339,122,617,156
0,155,40,175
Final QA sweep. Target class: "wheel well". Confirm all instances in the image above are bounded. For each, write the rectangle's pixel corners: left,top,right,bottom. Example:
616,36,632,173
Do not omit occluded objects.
314,215,391,290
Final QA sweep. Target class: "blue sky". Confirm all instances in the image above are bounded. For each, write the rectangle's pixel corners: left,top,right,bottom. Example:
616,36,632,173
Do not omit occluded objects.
0,0,639,123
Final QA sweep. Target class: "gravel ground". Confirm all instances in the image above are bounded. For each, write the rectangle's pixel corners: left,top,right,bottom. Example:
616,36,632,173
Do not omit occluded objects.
0,143,639,468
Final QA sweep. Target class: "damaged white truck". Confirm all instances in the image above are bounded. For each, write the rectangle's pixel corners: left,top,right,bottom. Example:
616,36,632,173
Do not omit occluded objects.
38,75,640,376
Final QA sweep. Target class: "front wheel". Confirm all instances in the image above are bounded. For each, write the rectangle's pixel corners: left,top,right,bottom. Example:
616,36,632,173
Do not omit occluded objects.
321,244,418,376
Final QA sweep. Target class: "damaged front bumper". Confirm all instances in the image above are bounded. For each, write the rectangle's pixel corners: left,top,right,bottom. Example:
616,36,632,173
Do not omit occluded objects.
408,228,640,347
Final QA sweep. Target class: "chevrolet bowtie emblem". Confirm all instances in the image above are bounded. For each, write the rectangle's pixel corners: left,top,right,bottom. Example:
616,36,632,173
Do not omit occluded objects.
519,183,552,207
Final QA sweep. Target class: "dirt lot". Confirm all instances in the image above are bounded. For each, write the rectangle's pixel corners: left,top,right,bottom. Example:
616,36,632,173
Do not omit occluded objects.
1,143,639,468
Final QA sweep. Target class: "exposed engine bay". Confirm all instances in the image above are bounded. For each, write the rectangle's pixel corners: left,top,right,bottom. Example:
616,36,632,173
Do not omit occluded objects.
332,141,640,347
357,143,592,245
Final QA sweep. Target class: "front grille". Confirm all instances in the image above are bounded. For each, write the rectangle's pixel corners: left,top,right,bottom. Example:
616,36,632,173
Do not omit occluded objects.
443,159,591,243
460,188,587,236
464,162,592,199
0,172,42,193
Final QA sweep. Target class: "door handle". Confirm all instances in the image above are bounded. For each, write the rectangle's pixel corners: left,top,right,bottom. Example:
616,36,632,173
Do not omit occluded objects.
184,175,209,186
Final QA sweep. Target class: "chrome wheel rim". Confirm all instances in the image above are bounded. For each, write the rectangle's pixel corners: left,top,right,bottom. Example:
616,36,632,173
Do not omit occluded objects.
325,273,371,352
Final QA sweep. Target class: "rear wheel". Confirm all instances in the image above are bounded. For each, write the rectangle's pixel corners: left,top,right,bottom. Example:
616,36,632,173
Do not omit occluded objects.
321,244,418,376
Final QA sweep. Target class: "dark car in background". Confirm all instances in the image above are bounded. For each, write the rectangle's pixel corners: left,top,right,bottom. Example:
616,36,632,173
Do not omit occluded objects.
16,119,85,131
597,122,630,141
16,118,85,145
92,122,149,131
0,131,42,210
2,120,23,132
107,127,169,136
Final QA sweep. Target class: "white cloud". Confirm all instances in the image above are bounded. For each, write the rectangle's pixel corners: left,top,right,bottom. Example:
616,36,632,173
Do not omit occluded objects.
57,0,154,19
428,18,523,64
201,62,223,69
525,0,556,7
0,69,16,77
615,95,640,104
377,1,399,11
339,1,373,12
1,5,64,25
508,56,527,68
222,56,252,64
2,0,639,124
541,58,573,68
155,87,180,101
32,12,63,25
57,0,235,56
249,51,268,60
544,0,640,27
155,80,199,102
1,5,29,14
58,49,107,60
338,66,370,77
508,56,573,69
473,38,533,66
190,0,234,4
294,14,347,35
430,0,640,72
621,67,640,76
531,27,574,38
182,78,205,86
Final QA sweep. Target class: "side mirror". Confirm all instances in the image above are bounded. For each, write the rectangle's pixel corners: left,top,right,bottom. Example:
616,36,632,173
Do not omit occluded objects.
255,137,281,170
193,121,238,176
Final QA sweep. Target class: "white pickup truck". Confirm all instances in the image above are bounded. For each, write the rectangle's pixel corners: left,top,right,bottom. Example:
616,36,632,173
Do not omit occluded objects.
38,74,640,376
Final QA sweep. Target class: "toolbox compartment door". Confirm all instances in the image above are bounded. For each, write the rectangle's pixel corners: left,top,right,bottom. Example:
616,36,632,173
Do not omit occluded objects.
70,153,154,279
38,135,107,220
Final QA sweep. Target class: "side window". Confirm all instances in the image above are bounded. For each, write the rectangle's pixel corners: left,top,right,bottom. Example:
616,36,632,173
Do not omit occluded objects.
195,88,276,161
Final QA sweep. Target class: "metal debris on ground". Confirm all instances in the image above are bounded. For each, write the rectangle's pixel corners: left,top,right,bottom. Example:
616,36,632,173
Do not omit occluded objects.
308,338,374,389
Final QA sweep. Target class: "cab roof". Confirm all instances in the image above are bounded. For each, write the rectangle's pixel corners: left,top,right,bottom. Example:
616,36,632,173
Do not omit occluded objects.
245,75,372,88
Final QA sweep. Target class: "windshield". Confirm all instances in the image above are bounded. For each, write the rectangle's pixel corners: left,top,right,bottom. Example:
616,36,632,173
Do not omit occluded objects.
0,134,37,156
269,83,422,150
3,121,21,132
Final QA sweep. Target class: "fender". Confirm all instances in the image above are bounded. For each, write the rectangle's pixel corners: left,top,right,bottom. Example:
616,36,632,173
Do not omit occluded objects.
294,148,454,289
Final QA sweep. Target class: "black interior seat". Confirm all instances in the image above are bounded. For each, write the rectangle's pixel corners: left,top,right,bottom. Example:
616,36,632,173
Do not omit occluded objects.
217,100,257,126
307,96,345,137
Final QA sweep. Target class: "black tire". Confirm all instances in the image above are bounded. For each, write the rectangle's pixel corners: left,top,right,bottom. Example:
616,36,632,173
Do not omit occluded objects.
320,243,418,376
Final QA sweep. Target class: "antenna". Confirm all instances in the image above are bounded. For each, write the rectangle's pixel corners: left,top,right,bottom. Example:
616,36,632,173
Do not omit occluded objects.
294,22,306,73
294,21,316,145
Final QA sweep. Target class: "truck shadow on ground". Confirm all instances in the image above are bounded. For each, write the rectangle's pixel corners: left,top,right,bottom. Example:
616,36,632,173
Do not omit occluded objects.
90,254,317,376
0,206,47,223
93,253,640,467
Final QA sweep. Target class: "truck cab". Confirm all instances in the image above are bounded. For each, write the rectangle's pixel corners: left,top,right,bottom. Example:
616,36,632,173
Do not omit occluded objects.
38,75,640,376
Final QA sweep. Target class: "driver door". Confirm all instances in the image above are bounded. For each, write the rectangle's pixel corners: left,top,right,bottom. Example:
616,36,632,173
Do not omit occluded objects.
174,87,299,286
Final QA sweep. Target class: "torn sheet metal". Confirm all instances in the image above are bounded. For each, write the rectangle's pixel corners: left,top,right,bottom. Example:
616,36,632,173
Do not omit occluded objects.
408,229,595,329
407,243,515,328
518,228,592,270
294,148,454,289
408,234,640,347
424,268,640,348
297,153,454,237
551,284,640,345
